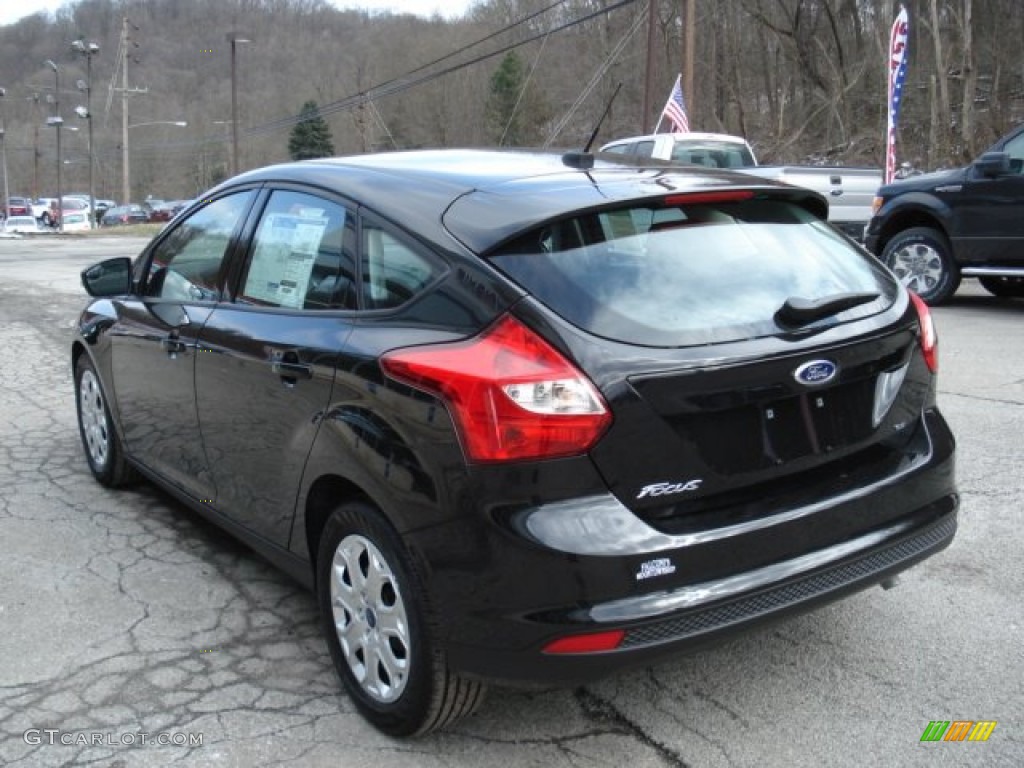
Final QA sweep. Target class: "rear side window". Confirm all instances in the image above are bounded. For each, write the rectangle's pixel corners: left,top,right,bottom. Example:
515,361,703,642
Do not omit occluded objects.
490,197,895,347
361,223,440,310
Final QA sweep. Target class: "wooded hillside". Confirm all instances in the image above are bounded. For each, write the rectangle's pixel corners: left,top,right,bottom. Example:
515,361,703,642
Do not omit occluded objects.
1,0,1020,201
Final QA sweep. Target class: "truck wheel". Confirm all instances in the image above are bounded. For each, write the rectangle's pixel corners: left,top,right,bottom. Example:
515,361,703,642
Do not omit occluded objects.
979,276,1024,299
317,501,485,736
880,227,960,305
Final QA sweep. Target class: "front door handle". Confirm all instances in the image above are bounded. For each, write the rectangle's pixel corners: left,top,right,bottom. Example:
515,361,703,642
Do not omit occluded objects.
160,336,188,357
272,360,313,381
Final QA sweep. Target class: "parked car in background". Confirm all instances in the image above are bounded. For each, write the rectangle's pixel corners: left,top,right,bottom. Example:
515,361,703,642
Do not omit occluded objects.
865,123,1024,303
1,215,41,234
74,149,957,737
146,201,178,222
602,132,758,168
32,198,57,224
601,133,882,240
6,197,31,217
61,210,93,232
99,204,150,227
95,199,117,221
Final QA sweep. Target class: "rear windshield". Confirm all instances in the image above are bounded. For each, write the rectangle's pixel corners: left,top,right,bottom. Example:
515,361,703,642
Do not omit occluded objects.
489,197,895,347
669,140,755,169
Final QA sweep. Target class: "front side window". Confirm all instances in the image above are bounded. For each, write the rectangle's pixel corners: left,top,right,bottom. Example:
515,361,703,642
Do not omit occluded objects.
1001,132,1024,174
145,190,256,301
490,197,896,347
239,190,356,310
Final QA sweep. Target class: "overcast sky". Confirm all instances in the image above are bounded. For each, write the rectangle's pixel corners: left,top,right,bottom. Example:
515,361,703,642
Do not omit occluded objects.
0,0,476,27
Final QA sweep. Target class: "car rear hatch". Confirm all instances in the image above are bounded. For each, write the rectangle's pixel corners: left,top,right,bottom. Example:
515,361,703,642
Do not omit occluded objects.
485,188,930,537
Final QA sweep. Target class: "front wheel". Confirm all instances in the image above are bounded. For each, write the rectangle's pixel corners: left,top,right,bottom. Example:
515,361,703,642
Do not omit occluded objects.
74,355,136,487
316,501,485,736
979,275,1024,299
880,226,960,305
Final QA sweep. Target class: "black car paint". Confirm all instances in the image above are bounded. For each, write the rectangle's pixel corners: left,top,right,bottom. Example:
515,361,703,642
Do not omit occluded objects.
74,150,957,689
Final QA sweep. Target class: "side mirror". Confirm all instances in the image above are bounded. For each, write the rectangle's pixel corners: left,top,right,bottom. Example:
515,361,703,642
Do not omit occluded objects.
974,151,1011,178
81,257,132,297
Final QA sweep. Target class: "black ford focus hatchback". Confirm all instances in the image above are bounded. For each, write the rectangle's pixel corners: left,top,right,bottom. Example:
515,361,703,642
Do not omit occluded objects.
73,150,957,736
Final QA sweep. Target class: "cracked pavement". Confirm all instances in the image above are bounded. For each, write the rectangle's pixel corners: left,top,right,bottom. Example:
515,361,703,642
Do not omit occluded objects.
0,236,1021,767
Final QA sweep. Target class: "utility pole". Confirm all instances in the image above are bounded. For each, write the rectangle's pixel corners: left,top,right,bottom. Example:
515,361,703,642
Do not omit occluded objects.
227,33,251,177
683,0,695,125
122,17,130,204
0,88,9,220
642,0,658,133
118,17,148,204
73,39,100,227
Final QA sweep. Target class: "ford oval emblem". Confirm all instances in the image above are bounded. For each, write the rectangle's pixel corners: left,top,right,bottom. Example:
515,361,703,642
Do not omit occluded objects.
794,360,838,387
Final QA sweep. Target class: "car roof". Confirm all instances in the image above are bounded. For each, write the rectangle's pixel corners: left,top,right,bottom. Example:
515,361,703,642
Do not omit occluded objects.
214,148,824,254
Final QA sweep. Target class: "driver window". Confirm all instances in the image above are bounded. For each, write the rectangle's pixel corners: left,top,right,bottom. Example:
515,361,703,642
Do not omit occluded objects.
145,191,256,301
1004,133,1024,174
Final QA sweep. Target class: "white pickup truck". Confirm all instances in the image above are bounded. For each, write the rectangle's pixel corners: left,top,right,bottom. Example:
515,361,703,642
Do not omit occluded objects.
600,133,882,241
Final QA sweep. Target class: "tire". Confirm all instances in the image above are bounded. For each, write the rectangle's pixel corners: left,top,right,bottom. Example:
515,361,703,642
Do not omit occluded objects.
74,355,136,487
880,226,960,305
316,501,485,736
41,212,52,227
979,275,1024,299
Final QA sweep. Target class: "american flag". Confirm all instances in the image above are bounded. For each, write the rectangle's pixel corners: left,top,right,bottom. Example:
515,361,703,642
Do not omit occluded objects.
885,6,910,184
661,75,690,134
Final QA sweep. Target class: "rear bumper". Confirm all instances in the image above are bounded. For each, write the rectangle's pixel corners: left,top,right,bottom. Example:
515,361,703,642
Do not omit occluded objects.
446,496,956,685
416,410,956,685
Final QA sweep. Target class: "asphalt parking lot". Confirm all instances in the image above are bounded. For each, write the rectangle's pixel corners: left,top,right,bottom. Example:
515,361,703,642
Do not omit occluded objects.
0,235,1020,767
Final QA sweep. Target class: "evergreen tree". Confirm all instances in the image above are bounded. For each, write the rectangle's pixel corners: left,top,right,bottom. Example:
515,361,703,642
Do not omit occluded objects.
486,52,547,146
288,101,335,160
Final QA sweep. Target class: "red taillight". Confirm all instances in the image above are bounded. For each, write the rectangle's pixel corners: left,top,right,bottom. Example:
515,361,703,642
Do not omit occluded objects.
381,315,611,463
542,629,625,655
663,190,754,206
909,291,938,373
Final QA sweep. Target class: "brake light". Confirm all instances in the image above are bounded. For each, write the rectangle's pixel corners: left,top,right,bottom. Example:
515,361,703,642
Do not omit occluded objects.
909,292,938,373
381,314,611,463
663,190,754,206
542,629,625,655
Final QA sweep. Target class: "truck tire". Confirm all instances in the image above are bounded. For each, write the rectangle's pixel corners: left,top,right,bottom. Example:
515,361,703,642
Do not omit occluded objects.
979,276,1024,299
880,227,960,305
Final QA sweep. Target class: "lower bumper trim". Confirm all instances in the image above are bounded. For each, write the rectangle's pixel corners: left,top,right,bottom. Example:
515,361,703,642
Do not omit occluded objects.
620,508,956,648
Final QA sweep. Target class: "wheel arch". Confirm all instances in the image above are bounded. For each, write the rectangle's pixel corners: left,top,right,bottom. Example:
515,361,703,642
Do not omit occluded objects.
877,207,949,255
302,473,375,570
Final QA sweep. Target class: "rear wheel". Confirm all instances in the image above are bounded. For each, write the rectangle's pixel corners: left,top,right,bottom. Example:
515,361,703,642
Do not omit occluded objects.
74,355,136,487
979,275,1024,298
881,227,960,305
316,501,485,736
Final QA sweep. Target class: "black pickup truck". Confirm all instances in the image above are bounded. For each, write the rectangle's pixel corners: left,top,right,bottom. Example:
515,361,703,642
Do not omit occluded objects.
865,123,1024,304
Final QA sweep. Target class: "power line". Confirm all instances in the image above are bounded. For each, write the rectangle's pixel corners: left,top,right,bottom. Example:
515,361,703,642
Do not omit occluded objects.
130,0,639,154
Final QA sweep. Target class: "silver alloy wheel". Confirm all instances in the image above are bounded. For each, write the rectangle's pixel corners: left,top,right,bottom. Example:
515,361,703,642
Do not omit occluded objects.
330,534,411,703
79,369,110,469
887,241,944,294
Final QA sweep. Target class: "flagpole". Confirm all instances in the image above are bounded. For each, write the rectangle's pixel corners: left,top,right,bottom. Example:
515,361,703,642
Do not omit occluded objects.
654,74,681,134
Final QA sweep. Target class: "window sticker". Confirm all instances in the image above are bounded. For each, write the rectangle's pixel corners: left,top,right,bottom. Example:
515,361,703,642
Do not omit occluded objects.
244,212,328,308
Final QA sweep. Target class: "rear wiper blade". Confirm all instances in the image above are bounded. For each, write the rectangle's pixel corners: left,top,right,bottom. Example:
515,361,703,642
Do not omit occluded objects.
774,291,880,328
